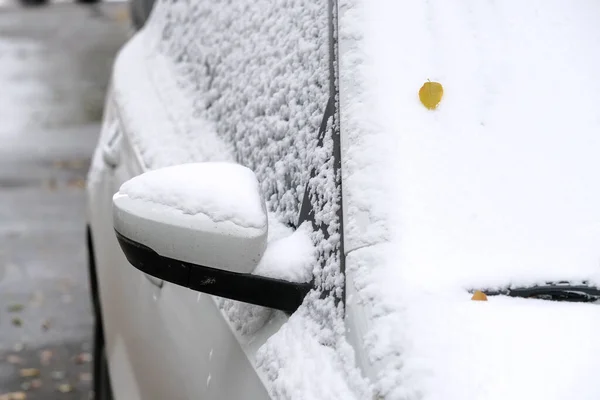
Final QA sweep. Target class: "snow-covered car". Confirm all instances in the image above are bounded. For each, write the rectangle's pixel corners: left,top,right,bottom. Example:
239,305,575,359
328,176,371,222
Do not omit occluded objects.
86,1,600,399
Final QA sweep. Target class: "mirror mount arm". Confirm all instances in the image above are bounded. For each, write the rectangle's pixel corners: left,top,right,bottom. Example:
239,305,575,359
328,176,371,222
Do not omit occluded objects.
115,231,312,314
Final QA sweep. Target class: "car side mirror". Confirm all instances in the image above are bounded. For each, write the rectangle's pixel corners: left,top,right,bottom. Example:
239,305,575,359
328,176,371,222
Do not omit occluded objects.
112,162,311,313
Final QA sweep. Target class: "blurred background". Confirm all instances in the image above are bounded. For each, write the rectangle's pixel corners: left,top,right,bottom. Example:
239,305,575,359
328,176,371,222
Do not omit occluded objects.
0,1,129,398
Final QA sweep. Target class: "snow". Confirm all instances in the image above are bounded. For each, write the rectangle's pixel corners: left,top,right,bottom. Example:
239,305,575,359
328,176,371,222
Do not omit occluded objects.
340,0,600,398
218,299,274,337
256,293,371,400
111,32,235,170
343,0,600,291
254,222,316,283
97,0,600,397
384,286,600,399
414,297,600,400
144,0,330,227
118,162,267,229
348,245,600,400
117,2,360,398
218,217,309,336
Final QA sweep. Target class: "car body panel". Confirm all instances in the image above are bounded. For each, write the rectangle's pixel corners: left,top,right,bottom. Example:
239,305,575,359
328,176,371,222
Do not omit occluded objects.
87,46,272,399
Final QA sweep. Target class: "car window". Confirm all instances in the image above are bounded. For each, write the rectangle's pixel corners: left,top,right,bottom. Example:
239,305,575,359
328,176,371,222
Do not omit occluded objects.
153,1,327,223
149,0,342,291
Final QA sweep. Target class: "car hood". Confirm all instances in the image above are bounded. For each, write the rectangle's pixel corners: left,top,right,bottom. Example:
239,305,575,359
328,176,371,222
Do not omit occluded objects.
345,245,600,400
392,292,600,400
339,3,600,395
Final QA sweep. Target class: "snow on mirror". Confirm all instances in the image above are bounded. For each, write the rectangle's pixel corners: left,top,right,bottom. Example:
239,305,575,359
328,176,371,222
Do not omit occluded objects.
112,162,314,313
113,162,268,273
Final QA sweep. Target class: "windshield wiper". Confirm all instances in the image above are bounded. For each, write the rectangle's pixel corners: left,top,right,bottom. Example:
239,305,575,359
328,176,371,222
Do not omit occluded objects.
482,282,600,303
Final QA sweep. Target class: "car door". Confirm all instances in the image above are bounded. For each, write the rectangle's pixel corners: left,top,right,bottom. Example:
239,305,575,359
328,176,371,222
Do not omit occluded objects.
89,110,171,400
89,99,273,400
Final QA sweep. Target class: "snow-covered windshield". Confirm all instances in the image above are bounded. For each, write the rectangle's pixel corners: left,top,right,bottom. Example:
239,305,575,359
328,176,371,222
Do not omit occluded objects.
340,3,600,398
341,0,600,291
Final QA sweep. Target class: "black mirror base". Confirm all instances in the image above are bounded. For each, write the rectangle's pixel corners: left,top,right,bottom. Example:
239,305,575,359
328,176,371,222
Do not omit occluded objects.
115,230,312,314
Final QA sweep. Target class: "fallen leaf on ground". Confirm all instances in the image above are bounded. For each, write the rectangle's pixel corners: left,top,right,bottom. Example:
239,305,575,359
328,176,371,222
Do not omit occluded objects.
40,350,53,365
57,384,73,393
6,355,23,365
74,353,92,364
19,369,40,378
115,7,129,22
30,380,42,390
19,383,30,392
29,292,44,308
52,160,67,168
79,372,92,382
471,290,488,301
11,318,22,327
0,392,27,400
41,320,51,332
7,304,24,313
53,160,87,169
67,178,85,189
69,160,86,169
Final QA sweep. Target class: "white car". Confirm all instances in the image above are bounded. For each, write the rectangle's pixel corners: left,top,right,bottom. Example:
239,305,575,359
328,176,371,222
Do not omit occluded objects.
86,1,600,399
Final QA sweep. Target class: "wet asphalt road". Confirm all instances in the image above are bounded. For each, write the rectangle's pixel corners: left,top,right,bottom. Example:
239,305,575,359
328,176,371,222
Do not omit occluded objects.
0,3,129,398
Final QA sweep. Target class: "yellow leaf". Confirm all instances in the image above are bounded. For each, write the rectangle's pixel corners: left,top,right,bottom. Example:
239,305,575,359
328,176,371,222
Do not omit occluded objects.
57,384,73,393
115,7,130,22
19,369,40,378
471,290,488,301
419,81,444,110
0,392,27,400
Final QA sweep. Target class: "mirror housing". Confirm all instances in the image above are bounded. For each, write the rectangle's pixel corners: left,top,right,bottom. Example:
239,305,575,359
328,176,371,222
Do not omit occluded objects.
113,163,311,313
113,163,268,274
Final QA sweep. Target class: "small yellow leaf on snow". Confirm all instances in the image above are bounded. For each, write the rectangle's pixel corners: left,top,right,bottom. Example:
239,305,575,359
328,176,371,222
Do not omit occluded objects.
471,290,488,301
419,81,444,110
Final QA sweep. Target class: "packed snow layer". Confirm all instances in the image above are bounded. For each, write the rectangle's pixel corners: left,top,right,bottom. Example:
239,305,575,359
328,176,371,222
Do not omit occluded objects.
111,33,235,170
398,295,600,400
348,246,600,400
219,217,313,336
254,222,316,283
340,0,600,398
341,0,600,291
256,294,371,400
119,162,267,229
